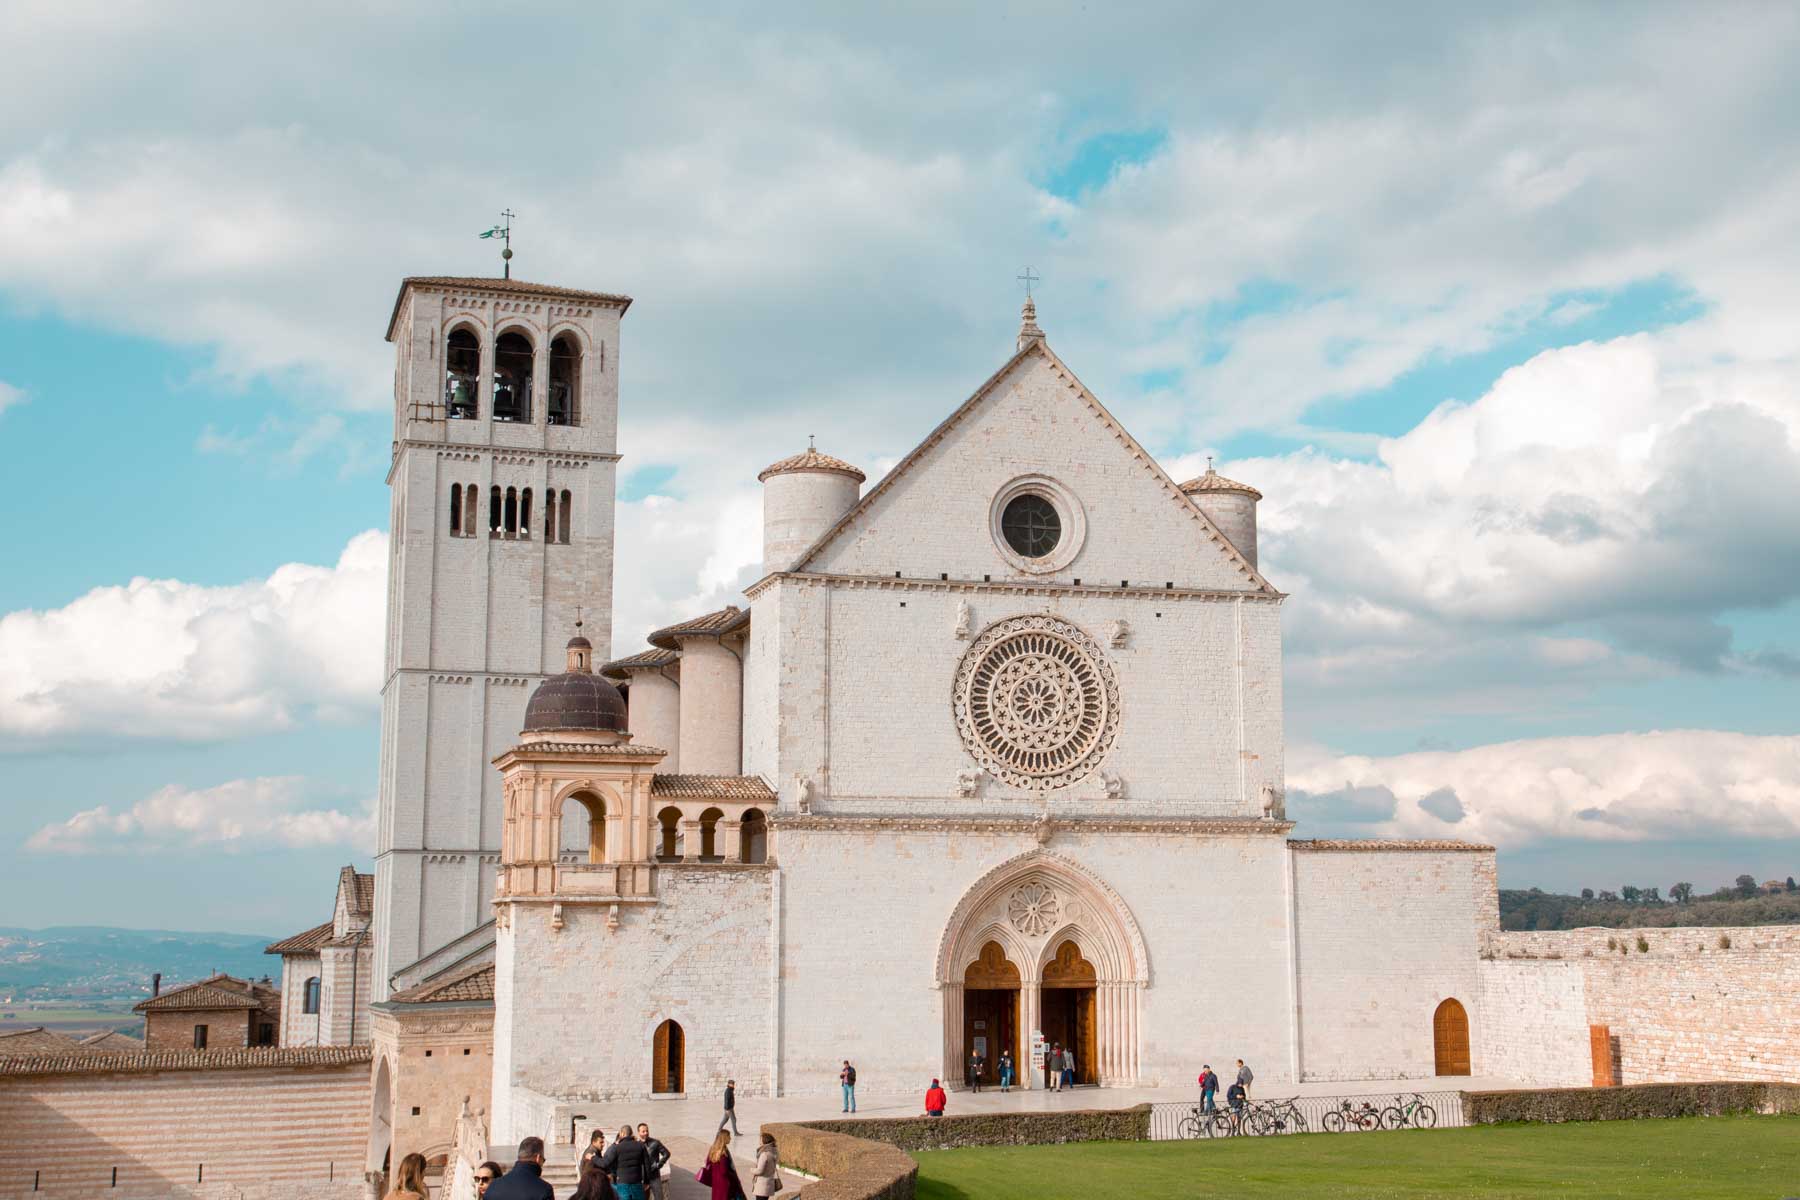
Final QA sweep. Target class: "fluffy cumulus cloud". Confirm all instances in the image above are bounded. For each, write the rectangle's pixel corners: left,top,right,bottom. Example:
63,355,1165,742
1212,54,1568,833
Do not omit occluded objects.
27,776,372,853
0,532,385,746
1289,731,1800,847
0,380,23,417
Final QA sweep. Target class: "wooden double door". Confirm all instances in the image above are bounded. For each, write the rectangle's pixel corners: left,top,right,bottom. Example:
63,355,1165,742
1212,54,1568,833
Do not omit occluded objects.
963,987,1020,1085
1039,985,1097,1086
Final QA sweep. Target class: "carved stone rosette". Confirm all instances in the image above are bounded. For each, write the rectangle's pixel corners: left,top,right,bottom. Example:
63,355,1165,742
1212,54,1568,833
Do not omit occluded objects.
952,615,1121,790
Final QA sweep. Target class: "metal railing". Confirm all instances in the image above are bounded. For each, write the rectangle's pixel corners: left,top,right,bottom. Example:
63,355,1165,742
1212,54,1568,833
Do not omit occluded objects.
1148,1090,1466,1141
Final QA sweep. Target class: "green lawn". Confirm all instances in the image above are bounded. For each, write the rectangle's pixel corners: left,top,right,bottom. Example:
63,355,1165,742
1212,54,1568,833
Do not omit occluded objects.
912,1115,1800,1200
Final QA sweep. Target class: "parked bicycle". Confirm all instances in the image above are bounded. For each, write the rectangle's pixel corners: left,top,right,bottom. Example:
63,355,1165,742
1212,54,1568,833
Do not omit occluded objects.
1321,1098,1383,1132
1381,1092,1438,1130
1245,1097,1309,1136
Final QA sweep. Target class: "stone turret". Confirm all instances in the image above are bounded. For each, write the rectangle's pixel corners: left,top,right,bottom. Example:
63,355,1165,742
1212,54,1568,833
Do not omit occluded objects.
757,443,865,574
1179,462,1262,569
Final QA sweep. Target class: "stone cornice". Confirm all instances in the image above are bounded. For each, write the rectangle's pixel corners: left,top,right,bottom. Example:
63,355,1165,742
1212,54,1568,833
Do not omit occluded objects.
1288,838,1495,853
386,440,622,484
771,814,1294,836
745,570,1284,603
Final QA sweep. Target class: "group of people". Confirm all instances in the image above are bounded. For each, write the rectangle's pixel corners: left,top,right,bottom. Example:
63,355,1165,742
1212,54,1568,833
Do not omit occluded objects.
410,1127,779,1200
961,1048,1017,1093
1197,1059,1255,1112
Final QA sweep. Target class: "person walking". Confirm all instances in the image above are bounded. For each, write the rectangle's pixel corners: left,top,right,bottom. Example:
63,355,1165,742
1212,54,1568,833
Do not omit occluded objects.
601,1125,651,1200
475,1162,505,1199
925,1078,948,1116
1199,1064,1218,1113
719,1078,741,1135
969,1047,985,1093
486,1137,554,1200
383,1153,427,1200
751,1132,782,1198
1062,1048,1077,1091
998,1049,1014,1093
1046,1044,1061,1091
694,1131,746,1200
839,1060,857,1113
636,1124,669,1200
1235,1059,1254,1103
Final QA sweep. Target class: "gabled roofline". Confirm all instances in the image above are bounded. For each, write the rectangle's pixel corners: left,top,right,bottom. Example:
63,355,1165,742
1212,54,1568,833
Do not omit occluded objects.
786,340,1278,594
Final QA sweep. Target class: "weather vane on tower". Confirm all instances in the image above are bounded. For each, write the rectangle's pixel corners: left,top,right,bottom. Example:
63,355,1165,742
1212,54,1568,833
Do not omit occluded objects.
479,210,516,279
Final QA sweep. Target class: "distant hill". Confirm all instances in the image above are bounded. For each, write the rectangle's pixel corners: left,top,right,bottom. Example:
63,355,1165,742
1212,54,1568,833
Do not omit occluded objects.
1500,884,1800,931
0,926,277,1002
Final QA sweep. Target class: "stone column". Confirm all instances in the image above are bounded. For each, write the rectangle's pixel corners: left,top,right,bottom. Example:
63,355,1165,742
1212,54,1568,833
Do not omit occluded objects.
681,818,701,863
721,819,744,863
940,983,963,1088
1020,984,1041,1091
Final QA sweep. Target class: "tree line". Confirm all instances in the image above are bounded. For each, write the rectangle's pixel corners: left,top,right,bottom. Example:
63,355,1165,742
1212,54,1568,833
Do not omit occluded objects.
1500,874,1800,931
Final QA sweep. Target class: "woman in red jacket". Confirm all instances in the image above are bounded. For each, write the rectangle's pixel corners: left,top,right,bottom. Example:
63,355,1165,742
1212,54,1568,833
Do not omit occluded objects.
925,1079,948,1116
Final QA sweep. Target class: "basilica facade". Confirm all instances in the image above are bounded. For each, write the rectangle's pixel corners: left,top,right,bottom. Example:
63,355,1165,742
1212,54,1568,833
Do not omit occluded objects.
368,275,1495,1159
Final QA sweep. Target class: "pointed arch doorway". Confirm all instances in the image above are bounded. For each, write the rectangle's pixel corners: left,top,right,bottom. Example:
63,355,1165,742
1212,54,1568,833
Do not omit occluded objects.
937,851,1148,1089
962,941,1020,1087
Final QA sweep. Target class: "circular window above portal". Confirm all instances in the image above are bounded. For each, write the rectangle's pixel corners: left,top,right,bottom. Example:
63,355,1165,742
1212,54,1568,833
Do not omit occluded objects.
988,476,1086,574
953,614,1120,790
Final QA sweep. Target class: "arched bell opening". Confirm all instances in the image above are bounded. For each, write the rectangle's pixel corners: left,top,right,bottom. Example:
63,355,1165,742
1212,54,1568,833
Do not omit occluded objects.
558,791,606,864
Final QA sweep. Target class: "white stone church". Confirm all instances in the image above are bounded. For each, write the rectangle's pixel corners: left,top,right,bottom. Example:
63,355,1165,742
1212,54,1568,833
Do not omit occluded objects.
364,274,1497,1156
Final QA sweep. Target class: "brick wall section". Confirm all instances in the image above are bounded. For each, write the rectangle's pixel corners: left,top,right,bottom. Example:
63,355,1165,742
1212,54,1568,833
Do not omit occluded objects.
1288,846,1493,1081
144,1010,253,1054
0,1054,370,1198
1478,926,1800,1085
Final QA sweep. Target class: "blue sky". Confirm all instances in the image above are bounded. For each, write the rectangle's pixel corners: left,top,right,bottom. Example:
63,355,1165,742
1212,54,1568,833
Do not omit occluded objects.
3,4,1799,933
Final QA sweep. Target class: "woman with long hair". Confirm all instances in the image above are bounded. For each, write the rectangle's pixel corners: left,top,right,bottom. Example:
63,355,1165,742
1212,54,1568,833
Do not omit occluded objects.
751,1132,781,1198
571,1159,615,1200
474,1161,504,1198
694,1130,746,1200
383,1153,428,1200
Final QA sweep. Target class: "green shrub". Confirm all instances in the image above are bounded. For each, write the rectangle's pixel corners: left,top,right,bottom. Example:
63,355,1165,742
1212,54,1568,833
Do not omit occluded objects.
763,1121,915,1200
1463,1082,1800,1125
796,1104,1151,1153
1635,935,1650,953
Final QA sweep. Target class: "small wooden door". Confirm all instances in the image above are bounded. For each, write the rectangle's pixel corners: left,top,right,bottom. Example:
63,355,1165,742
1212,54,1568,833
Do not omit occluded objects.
1433,998,1470,1075
652,1019,684,1093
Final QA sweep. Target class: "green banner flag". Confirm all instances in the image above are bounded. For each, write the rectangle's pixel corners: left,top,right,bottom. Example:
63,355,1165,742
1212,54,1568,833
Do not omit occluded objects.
479,226,503,239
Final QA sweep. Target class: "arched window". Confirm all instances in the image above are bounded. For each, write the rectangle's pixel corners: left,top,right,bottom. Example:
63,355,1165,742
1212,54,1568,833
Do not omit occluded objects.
699,807,723,861
449,484,462,536
504,487,518,537
652,1019,684,1094
1433,998,1471,1076
493,331,533,423
739,809,767,864
558,489,572,544
560,792,605,864
544,490,558,542
463,484,478,536
303,976,321,1014
520,489,532,539
489,486,502,537
548,334,580,427
656,807,683,861
444,328,479,419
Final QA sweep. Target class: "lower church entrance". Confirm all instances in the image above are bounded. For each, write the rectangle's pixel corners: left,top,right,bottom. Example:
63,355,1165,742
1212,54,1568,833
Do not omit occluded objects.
962,941,1020,1087
1040,940,1098,1087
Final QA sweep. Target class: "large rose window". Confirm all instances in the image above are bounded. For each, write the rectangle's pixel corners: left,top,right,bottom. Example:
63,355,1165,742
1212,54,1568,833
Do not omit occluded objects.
953,615,1120,790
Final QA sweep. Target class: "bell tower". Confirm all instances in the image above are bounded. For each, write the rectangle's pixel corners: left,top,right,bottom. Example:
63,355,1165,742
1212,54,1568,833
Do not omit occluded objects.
372,276,632,997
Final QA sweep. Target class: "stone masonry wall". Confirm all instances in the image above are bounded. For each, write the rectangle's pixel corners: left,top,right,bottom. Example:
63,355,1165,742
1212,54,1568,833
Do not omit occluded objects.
1483,926,1800,1085
0,1062,369,1199
1289,848,1492,1082
1474,960,1590,1087
144,1010,253,1054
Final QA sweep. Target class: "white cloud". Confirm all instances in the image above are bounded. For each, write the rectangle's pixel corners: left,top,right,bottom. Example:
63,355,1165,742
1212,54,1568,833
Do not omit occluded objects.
0,532,385,746
27,776,372,853
0,380,23,416
1289,730,1800,847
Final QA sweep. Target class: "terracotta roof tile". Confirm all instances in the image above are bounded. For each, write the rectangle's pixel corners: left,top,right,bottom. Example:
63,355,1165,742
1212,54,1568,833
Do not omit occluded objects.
133,974,280,1014
1178,467,1262,501
600,648,679,680
265,920,334,955
77,1030,144,1051
651,775,777,801
757,446,866,484
0,1045,371,1077
0,1027,88,1056
647,606,748,650
388,962,495,1005
387,277,631,340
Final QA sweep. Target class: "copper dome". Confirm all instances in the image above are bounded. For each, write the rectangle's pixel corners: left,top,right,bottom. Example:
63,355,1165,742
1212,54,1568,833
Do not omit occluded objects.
522,635,628,734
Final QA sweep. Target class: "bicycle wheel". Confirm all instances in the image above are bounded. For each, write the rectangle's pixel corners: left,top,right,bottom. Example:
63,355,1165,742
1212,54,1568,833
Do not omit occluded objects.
1414,1103,1438,1129
1176,1116,1199,1139
1354,1109,1380,1131
1380,1106,1406,1130
1247,1109,1273,1136
1322,1109,1346,1134
1289,1112,1309,1134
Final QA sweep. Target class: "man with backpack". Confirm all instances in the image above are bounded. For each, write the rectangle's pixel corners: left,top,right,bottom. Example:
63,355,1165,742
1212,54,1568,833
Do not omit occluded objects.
840,1060,857,1113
